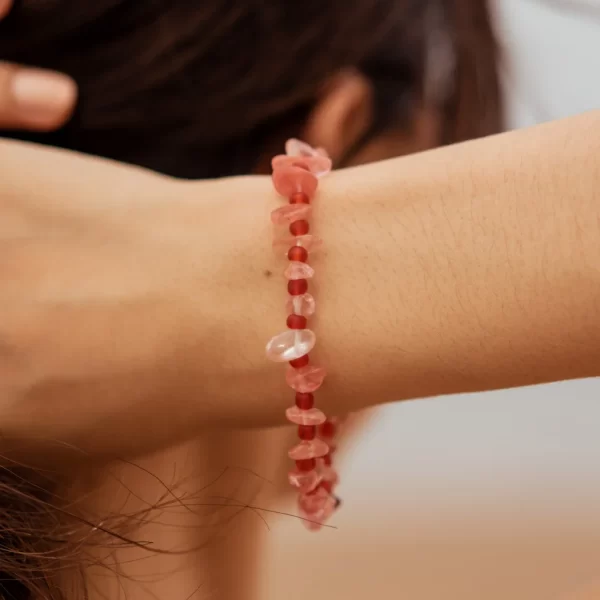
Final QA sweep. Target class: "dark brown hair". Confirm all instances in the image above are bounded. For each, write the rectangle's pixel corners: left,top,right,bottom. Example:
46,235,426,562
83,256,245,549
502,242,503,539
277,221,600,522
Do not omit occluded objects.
0,0,501,177
0,0,501,597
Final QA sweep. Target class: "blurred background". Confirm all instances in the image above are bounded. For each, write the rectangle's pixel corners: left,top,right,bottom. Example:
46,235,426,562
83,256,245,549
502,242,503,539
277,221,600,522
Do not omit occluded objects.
261,2,600,599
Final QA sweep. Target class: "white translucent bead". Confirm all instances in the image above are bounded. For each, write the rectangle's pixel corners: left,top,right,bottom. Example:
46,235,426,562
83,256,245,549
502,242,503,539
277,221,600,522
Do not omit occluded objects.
285,138,317,157
286,293,316,317
271,203,312,225
265,329,316,363
284,261,315,280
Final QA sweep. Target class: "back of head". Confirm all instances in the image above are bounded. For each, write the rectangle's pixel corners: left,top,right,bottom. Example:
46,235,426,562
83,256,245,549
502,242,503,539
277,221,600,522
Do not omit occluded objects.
0,0,501,177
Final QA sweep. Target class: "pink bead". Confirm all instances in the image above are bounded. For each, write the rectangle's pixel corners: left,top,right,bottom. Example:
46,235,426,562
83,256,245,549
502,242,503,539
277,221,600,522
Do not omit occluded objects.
298,487,336,520
318,464,339,487
273,234,323,254
294,234,322,251
288,438,329,460
272,166,318,199
301,518,323,532
270,203,312,225
271,155,332,178
284,261,315,280
286,293,316,317
286,364,327,393
320,480,333,494
288,468,322,493
285,406,327,426
266,329,316,363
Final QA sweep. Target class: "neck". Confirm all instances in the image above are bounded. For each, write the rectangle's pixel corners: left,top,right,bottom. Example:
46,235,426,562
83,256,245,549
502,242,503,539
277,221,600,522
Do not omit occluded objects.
59,428,291,600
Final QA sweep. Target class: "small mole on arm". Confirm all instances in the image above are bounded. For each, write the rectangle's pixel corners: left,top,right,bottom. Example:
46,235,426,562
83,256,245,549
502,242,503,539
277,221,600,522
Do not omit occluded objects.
264,269,273,278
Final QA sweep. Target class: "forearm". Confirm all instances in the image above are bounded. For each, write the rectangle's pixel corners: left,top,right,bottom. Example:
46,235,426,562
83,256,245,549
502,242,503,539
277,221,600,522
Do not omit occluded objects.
196,111,600,424
0,112,598,462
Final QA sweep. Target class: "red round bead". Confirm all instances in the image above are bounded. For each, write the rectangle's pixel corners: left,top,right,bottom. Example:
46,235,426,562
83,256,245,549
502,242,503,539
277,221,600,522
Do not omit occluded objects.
298,425,316,440
295,392,315,409
289,354,310,369
290,219,309,236
290,192,310,205
288,246,308,262
296,458,316,472
323,453,332,466
288,279,308,295
286,314,307,330
319,420,336,439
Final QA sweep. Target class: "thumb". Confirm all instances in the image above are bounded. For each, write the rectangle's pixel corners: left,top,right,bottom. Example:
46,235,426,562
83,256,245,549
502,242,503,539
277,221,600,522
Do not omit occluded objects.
0,62,77,131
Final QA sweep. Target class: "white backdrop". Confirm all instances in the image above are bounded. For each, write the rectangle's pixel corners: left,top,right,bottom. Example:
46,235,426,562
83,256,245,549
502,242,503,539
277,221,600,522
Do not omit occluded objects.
262,3,600,599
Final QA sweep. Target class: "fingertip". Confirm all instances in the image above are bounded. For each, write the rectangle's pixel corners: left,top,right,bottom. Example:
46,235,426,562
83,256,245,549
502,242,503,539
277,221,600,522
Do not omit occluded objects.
0,0,13,20
11,70,78,130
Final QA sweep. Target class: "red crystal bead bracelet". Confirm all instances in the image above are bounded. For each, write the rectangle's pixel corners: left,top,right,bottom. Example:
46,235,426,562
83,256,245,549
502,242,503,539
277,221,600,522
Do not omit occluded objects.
265,139,342,530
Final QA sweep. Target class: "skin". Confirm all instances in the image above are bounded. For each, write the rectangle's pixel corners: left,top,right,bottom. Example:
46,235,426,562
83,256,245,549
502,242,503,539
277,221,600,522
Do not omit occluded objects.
567,581,600,600
0,110,594,599
0,110,598,462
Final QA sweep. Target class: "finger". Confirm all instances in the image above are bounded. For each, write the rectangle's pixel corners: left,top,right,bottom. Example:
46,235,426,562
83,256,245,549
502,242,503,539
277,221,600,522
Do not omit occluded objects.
0,0,12,19
0,62,77,131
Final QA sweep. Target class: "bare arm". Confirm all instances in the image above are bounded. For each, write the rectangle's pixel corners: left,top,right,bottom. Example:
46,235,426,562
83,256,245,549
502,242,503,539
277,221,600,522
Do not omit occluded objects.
199,110,600,421
0,110,598,461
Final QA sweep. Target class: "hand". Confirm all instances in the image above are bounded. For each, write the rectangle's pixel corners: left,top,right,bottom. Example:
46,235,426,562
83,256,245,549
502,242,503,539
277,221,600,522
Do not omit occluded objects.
0,0,77,130
0,139,216,464
0,133,283,467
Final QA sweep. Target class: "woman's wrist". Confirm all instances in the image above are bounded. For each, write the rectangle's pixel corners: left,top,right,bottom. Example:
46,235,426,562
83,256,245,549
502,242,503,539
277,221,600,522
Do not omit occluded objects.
196,112,600,427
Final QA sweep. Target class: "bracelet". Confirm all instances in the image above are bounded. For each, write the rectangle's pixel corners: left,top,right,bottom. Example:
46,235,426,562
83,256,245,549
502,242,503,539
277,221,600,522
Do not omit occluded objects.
266,139,342,531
